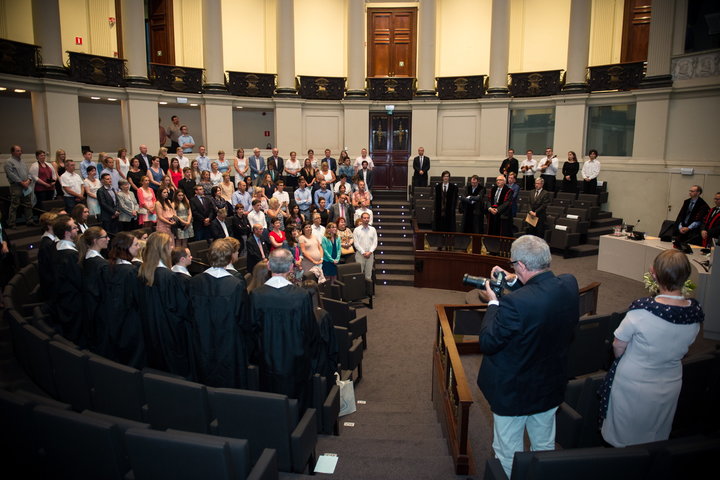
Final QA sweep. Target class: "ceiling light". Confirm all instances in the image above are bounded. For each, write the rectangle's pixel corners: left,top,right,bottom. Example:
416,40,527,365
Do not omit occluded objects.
190,103,198,107
159,101,168,105
236,106,243,109
0,87,7,91
90,96,101,100
107,98,117,101
14,89,26,93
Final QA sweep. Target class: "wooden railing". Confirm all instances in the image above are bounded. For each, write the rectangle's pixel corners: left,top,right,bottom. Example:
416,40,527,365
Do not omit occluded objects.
433,303,487,475
297,75,346,100
588,61,645,92
68,51,127,87
226,71,276,97
508,69,564,97
0,38,41,77
150,63,204,93
436,75,486,99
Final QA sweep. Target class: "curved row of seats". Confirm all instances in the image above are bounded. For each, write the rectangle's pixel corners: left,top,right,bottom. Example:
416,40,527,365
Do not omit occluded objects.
1,262,352,478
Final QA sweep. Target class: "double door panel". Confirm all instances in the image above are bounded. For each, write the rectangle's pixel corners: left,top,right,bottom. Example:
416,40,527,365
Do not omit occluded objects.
368,8,417,78
370,113,410,190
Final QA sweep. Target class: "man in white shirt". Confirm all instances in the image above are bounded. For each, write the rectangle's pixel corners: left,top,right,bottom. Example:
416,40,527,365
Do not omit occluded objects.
581,149,601,194
196,145,211,173
60,159,85,212
333,174,354,194
352,212,377,281
272,179,290,211
176,147,190,170
247,199,267,231
353,200,373,226
353,148,374,172
537,147,559,192
519,149,537,191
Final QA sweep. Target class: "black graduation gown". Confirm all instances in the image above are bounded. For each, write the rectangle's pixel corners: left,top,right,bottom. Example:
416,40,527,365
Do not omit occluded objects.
100,262,146,368
82,255,108,351
312,307,339,388
38,236,56,299
250,284,319,409
138,267,195,379
52,248,83,345
460,185,485,234
189,272,250,388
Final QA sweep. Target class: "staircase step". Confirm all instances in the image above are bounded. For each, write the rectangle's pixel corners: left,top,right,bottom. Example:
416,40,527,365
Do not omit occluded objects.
326,454,456,480
375,254,414,264
567,244,599,257
374,213,412,221
591,216,621,227
586,236,600,246
336,420,443,440
375,264,414,275
595,211,613,220
316,436,448,460
587,226,615,237
375,273,414,286
377,238,413,247
372,201,411,209
375,244,414,254
375,227,413,235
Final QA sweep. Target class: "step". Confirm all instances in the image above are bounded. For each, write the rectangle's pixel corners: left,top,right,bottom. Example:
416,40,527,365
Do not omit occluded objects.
336,420,443,440
375,227,413,235
375,244,415,254
316,436,448,459
586,236,600,246
591,216,621,228
325,454,456,480
377,238,413,247
375,263,414,275
372,200,411,208
587,226,615,237
595,211,613,220
375,273,414,286
4,224,41,241
375,254,414,264
345,401,437,414
567,244,599,257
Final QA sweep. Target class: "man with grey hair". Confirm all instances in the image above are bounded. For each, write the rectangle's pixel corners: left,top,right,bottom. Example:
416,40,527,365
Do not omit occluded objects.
473,235,579,477
250,248,319,411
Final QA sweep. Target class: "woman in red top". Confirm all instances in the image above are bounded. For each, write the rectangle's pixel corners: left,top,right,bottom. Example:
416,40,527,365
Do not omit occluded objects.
168,157,183,188
268,216,286,251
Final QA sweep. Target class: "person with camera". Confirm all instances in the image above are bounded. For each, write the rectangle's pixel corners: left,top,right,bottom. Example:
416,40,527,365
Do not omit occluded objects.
475,235,579,477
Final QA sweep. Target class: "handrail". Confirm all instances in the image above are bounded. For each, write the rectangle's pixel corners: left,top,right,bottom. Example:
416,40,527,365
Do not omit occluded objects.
433,303,486,475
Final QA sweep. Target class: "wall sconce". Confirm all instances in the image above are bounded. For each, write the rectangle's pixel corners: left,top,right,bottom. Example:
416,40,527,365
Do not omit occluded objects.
108,17,116,27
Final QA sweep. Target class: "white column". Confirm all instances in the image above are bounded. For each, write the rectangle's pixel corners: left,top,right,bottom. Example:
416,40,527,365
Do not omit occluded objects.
416,0,437,96
31,84,82,158
202,0,226,92
121,0,150,86
201,100,233,153
346,0,366,96
32,0,65,77
487,0,510,96
642,0,675,87
121,92,161,154
275,0,296,95
563,0,591,92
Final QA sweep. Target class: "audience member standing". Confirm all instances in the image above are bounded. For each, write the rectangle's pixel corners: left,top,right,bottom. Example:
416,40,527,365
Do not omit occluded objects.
412,147,430,187
433,171,458,232
248,147,265,182
97,172,121,234
581,149,601,194
525,178,552,237
499,149,519,178
353,212,377,281
486,175,513,236
60,159,85,213
537,147,559,192
561,151,579,193
117,180,139,231
29,149,58,213
133,144,152,173
4,145,36,228
191,184,216,241
78,226,110,350
519,150,537,191
460,175,485,234
50,215,83,344
167,116,182,151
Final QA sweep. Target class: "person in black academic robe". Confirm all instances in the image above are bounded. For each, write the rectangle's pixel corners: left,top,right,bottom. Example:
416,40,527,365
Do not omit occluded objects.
250,249,320,411
486,176,513,237
101,261,146,368
189,267,251,388
53,246,83,345
37,231,57,299
138,266,195,380
81,254,108,351
433,171,458,232
312,307,339,386
460,176,485,234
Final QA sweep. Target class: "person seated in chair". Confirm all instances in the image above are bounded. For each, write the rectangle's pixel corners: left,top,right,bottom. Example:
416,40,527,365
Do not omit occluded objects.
674,185,709,246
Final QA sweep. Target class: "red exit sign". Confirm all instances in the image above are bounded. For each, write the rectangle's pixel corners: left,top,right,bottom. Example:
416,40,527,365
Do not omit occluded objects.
75,36,83,45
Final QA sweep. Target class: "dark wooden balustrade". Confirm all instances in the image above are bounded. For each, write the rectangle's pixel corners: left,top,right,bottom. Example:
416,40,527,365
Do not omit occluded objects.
0,38,41,77
226,71,276,97
436,75,486,99
588,62,645,92
367,77,414,100
68,51,127,87
298,75,346,100
150,63,204,93
508,70,564,97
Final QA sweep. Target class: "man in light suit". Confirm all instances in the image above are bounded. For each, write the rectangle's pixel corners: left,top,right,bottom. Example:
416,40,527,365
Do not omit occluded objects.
474,235,579,477
412,147,430,187
248,147,265,182
524,177,552,238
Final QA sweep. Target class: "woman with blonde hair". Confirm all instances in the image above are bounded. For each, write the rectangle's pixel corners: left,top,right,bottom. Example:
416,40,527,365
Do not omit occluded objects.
53,149,67,197
247,259,270,292
266,197,289,230
136,176,157,226
138,232,193,378
219,172,235,203
321,221,341,282
173,189,193,247
209,161,223,186
116,147,130,180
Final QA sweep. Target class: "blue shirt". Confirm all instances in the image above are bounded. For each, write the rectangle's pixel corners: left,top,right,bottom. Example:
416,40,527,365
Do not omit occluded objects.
178,134,195,153
80,159,96,179
314,188,334,208
197,155,211,173
294,187,312,212
232,190,252,212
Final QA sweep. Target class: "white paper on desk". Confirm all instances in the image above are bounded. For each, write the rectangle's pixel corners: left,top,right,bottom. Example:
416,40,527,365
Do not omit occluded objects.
314,454,339,474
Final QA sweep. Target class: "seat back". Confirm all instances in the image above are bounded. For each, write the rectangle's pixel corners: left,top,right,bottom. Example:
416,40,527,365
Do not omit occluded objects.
20,323,58,398
546,205,567,217
523,446,651,479
555,191,577,201
125,428,252,480
577,193,600,205
33,405,129,480
143,372,212,433
578,282,601,317
209,388,293,471
48,340,94,411
567,314,612,378
87,355,146,421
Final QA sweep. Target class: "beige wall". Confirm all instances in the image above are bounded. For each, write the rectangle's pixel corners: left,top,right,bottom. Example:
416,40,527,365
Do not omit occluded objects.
173,0,203,67
294,0,347,76
436,0,492,76
588,0,623,66
222,0,277,73
509,0,571,73
0,0,35,44
59,0,118,61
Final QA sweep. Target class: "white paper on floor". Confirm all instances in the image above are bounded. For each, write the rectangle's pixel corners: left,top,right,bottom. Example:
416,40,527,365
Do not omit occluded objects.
314,454,339,474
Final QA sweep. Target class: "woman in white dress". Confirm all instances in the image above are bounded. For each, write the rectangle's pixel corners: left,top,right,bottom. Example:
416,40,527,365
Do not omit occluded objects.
116,147,130,180
600,249,703,447
233,148,248,186
83,165,102,215
283,150,301,188
209,161,223,186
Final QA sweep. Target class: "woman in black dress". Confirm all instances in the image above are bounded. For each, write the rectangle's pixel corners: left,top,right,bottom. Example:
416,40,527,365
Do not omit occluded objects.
562,151,580,193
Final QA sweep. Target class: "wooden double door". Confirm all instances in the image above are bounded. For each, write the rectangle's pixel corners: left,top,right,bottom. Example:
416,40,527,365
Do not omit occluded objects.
369,113,410,190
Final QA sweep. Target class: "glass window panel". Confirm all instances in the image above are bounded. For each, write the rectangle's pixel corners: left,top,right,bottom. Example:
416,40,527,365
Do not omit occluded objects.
586,104,636,157
508,108,556,155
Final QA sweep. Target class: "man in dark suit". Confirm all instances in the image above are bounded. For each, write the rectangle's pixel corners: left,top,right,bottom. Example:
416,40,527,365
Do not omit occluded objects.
674,184,709,245
524,177,552,237
460,175,484,233
474,235,579,477
269,148,284,177
210,207,232,241
499,149,519,178
133,144,152,173
433,170,458,232
97,173,120,234
321,149,337,171
356,160,373,190
246,223,270,274
486,175,513,236
412,147,430,187
328,193,354,224
701,191,720,247
190,184,216,241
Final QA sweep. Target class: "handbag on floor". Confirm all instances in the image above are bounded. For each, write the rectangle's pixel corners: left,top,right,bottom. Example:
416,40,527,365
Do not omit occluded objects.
335,372,356,417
